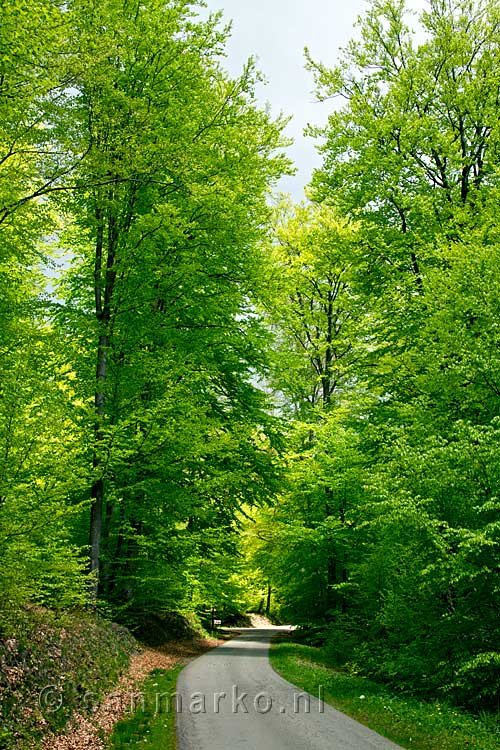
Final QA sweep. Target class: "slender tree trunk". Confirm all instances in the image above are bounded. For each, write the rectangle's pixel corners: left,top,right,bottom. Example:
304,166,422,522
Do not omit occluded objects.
89,331,108,602
341,558,348,615
265,583,272,616
325,487,348,616
327,556,336,610
322,296,334,405
89,195,117,603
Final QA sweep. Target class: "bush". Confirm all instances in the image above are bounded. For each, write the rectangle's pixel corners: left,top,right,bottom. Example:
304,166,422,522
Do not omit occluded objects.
292,622,330,647
126,610,202,646
451,652,500,712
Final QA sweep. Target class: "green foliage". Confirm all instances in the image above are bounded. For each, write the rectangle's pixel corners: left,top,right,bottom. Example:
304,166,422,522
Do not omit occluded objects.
6,0,500,734
245,415,367,625
53,0,290,611
0,0,71,223
0,0,288,631
262,200,365,413
0,319,89,616
271,641,500,750
256,0,500,713
0,0,88,617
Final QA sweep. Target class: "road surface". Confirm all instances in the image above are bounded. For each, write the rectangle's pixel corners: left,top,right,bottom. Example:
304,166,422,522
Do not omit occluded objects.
176,626,404,750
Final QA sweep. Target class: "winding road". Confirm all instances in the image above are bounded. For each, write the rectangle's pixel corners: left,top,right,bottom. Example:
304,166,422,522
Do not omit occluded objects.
176,626,404,750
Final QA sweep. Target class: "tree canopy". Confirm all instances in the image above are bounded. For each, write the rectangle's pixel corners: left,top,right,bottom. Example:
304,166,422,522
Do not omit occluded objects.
254,0,500,710
0,0,288,625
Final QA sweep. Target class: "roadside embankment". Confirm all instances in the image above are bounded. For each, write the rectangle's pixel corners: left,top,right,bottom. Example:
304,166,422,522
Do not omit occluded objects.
270,640,500,750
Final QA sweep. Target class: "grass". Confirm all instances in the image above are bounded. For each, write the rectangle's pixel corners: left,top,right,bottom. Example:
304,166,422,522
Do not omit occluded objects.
108,665,184,749
270,640,500,750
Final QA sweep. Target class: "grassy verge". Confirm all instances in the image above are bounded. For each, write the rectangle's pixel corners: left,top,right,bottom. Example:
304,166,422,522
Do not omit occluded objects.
270,640,500,750
108,665,184,750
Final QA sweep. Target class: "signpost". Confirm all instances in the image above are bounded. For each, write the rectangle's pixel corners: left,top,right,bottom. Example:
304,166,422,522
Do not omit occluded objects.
210,608,222,629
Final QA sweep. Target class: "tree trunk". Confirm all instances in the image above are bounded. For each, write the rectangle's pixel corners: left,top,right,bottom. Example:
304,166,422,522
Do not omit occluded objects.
89,331,108,603
265,582,272,616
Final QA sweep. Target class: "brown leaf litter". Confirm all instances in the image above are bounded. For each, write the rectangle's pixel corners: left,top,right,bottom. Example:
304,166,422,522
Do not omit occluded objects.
41,637,223,750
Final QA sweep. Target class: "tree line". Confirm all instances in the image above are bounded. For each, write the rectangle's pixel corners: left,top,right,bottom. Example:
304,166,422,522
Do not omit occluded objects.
248,0,500,711
0,0,287,624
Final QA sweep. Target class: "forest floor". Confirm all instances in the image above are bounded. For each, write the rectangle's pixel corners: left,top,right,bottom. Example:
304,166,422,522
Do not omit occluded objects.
42,636,223,750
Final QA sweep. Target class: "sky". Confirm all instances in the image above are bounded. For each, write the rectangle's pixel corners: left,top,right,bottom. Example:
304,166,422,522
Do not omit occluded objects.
203,0,426,198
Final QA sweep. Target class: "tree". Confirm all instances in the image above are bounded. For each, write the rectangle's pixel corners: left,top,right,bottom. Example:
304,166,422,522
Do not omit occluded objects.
255,202,370,623
59,0,289,603
0,0,289,622
263,201,365,414
258,0,500,708
0,315,89,618
307,0,500,301
0,1,90,620
0,0,74,225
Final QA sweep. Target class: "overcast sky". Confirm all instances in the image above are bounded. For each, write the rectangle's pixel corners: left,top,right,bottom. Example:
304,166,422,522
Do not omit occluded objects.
203,0,426,198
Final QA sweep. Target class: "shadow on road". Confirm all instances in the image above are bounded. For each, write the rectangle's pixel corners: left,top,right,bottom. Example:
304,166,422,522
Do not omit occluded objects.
206,627,293,657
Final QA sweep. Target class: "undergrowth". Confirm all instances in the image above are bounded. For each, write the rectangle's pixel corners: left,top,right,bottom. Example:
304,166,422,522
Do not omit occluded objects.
108,666,183,750
0,606,136,750
270,640,500,750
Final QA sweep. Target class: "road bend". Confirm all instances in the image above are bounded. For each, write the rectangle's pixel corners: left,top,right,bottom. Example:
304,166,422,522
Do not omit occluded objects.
176,626,404,750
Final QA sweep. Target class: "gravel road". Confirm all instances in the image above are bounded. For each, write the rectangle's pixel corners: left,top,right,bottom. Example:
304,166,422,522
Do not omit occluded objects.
176,627,404,750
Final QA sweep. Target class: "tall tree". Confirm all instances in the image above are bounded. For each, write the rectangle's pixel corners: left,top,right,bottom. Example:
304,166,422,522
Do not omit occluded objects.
260,0,500,708
255,202,368,621
0,0,91,621
263,201,364,414
61,0,288,602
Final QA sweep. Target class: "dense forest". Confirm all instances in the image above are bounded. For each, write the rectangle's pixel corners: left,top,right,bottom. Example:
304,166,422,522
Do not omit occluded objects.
2,0,500,721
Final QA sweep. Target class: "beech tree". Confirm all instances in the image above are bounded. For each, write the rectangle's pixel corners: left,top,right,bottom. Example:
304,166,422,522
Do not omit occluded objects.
0,0,288,620
254,203,370,623
0,0,91,621
0,0,73,224
59,0,288,603
259,0,500,708
263,201,365,414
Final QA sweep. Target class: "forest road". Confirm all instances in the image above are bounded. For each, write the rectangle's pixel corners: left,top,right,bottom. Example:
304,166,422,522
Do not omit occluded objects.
176,627,404,750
